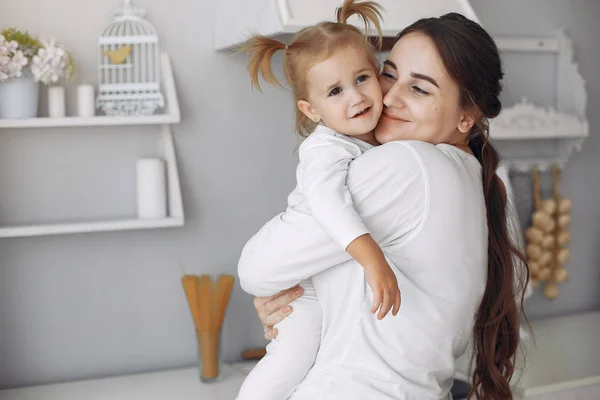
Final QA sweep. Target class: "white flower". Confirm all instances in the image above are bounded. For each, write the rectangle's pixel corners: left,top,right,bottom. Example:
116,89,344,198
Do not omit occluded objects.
7,40,18,53
0,34,74,84
30,38,70,85
0,36,27,82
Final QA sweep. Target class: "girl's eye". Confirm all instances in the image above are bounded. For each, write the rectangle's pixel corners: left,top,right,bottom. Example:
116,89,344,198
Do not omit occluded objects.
356,74,369,83
329,87,342,96
412,85,429,96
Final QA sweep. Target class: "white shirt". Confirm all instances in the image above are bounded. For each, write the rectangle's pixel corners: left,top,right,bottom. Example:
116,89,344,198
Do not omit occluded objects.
297,124,373,249
238,141,488,399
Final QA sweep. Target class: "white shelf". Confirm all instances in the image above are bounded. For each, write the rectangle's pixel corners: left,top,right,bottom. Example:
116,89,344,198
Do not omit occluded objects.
0,54,180,129
0,217,184,238
0,114,180,128
487,99,588,172
0,53,185,238
489,99,589,141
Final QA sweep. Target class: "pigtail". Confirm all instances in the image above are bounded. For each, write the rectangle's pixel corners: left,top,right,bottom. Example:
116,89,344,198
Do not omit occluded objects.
335,0,383,50
239,35,287,92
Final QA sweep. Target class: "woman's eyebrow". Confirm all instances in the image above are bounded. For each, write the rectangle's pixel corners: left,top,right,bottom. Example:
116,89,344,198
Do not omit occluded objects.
383,60,396,70
411,72,439,88
383,60,440,88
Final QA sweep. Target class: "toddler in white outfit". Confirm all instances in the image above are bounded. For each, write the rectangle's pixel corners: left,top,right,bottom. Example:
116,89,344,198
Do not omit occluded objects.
236,1,400,399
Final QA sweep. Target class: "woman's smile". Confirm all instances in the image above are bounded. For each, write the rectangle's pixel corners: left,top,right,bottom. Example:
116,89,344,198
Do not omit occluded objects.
380,112,410,124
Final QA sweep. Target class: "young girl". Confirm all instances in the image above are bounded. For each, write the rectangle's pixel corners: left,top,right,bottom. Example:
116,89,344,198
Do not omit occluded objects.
236,1,400,399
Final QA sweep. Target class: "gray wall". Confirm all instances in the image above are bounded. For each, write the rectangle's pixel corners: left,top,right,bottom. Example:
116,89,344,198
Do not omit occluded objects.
472,1,600,317
0,0,598,389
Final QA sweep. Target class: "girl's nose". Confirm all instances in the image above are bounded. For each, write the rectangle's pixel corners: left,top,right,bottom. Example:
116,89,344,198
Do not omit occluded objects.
350,89,366,106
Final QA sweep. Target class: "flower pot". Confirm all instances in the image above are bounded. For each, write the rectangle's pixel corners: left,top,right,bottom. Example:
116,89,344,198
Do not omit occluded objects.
0,69,39,119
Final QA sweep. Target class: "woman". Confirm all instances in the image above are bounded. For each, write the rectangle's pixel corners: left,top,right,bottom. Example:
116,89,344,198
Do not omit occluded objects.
239,13,528,400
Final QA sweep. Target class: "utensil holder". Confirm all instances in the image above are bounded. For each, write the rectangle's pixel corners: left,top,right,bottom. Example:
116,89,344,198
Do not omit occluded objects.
198,329,221,382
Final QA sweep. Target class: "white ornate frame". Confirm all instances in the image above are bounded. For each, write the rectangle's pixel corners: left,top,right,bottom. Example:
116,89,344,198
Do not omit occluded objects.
490,31,589,172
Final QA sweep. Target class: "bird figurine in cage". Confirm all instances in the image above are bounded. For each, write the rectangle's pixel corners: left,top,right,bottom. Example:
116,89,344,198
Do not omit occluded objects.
96,0,165,116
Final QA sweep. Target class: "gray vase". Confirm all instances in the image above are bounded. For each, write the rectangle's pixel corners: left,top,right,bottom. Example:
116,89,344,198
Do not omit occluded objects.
0,68,39,119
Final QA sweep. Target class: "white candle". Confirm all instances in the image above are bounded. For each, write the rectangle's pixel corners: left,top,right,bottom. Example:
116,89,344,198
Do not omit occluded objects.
136,158,167,219
48,86,66,118
77,84,95,117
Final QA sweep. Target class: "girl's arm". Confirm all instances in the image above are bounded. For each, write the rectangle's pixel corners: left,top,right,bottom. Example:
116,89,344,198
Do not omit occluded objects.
299,132,369,250
238,209,352,296
238,142,427,296
300,133,400,317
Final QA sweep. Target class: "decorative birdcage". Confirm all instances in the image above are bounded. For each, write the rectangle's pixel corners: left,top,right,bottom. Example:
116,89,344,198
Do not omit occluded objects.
96,0,164,116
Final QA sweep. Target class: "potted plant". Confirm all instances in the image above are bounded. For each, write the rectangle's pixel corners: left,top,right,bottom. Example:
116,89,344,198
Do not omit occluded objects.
0,28,76,119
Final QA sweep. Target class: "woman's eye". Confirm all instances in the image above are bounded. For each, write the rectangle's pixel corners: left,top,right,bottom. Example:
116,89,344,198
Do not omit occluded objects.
356,74,369,83
329,87,341,96
412,85,429,96
381,71,396,80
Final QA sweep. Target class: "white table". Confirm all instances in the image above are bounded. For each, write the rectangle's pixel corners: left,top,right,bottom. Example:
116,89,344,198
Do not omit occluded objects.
2,312,600,399
0,362,257,400
519,311,600,399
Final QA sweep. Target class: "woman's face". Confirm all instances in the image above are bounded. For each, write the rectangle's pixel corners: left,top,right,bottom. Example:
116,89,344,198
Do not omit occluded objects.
374,32,474,145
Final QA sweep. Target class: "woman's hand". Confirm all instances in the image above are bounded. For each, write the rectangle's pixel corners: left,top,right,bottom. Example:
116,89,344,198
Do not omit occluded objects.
254,285,304,340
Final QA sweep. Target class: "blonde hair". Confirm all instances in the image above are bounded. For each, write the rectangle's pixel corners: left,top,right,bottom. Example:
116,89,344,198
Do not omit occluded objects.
239,0,383,137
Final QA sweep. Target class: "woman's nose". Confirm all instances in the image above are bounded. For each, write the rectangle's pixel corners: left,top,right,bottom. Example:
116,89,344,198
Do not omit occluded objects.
383,84,405,109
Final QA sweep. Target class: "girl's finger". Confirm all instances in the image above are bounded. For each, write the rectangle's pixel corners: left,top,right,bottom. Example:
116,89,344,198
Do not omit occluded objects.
372,289,382,314
378,290,391,320
392,290,401,316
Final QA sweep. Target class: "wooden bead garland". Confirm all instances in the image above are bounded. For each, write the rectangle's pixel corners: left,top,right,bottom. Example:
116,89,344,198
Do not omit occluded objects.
524,166,571,298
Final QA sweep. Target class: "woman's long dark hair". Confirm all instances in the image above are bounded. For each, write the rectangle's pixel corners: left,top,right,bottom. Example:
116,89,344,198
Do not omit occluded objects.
396,13,529,399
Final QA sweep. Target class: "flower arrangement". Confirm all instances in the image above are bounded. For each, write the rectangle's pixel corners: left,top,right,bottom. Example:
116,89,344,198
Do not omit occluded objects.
0,28,76,85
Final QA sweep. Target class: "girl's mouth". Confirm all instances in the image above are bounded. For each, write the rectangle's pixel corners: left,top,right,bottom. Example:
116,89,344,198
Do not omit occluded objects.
353,107,371,118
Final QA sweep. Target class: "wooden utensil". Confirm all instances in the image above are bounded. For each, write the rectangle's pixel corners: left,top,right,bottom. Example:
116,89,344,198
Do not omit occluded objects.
181,273,235,382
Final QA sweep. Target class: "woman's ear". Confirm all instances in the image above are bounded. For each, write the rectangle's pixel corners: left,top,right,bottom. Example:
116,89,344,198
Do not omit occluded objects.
297,100,321,123
457,108,478,134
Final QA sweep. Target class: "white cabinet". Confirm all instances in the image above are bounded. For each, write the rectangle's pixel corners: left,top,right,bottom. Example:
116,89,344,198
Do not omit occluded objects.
213,0,479,50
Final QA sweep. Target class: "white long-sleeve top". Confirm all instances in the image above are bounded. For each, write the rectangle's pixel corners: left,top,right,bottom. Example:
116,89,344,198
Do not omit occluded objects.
298,124,372,249
238,141,488,399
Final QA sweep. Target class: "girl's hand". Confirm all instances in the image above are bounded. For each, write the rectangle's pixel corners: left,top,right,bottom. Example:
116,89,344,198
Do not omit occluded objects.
364,262,401,320
254,285,304,340
345,234,401,320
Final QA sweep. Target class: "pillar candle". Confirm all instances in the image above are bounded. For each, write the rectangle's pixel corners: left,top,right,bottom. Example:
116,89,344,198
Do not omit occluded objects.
77,84,95,117
136,158,167,219
48,86,66,118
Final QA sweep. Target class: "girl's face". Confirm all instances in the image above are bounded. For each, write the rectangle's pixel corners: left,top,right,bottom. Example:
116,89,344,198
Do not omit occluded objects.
298,46,383,138
374,32,475,145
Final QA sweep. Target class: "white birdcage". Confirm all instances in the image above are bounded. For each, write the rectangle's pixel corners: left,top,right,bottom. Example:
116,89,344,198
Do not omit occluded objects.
96,0,164,116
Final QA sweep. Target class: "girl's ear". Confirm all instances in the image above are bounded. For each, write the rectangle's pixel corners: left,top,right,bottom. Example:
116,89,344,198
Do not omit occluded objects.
297,100,321,123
